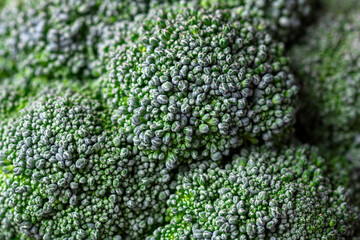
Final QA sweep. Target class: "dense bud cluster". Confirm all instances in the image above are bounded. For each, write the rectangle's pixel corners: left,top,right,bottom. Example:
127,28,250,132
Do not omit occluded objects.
0,0,151,80
0,0,314,81
289,4,360,233
1,0,359,239
198,0,314,40
249,0,314,39
147,146,358,239
103,7,298,169
0,89,172,239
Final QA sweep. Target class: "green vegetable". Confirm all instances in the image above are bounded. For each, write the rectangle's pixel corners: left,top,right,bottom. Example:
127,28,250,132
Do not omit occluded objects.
289,12,360,149
0,85,172,239
198,0,315,40
147,146,359,239
0,0,151,80
0,0,359,239
102,6,298,169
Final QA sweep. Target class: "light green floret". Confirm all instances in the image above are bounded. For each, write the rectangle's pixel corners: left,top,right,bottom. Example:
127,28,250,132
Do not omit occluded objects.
289,12,360,148
147,146,359,240
0,87,173,239
102,7,298,169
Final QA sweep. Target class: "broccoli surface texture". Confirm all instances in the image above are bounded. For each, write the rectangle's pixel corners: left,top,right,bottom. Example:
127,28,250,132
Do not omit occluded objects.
147,146,358,239
0,0,359,239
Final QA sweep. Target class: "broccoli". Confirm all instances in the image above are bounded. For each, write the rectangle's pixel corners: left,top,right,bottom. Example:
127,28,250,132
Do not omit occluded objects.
0,85,173,239
1,0,360,239
0,0,314,81
102,7,298,169
0,0,152,81
147,145,359,240
0,75,51,122
198,0,315,41
288,4,360,233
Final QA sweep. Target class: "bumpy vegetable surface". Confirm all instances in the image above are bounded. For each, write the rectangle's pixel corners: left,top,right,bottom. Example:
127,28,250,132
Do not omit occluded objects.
289,8,360,218
147,146,358,239
199,0,314,40
0,0,153,80
0,0,359,239
0,86,173,239
103,7,298,169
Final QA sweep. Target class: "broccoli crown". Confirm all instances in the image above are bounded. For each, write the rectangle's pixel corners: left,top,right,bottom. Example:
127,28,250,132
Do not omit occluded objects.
102,7,298,169
147,146,358,240
0,86,173,239
289,12,360,147
0,0,152,80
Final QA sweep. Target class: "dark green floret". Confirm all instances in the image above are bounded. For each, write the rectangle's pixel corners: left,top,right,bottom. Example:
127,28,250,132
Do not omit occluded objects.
289,2,360,220
0,0,314,80
102,7,298,169
1,0,358,239
0,0,150,80
147,146,359,240
198,0,314,40
289,12,360,149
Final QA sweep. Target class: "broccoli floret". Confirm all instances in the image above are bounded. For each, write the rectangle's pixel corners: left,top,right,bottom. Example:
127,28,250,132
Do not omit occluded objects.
0,0,315,81
289,12,360,149
197,0,314,41
0,0,151,80
147,145,359,239
0,86,173,239
102,7,298,169
288,4,360,225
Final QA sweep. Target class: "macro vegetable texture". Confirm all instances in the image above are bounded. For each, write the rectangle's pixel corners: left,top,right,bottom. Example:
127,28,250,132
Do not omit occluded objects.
0,0,146,80
103,7,298,169
147,146,358,239
0,87,172,239
199,0,314,40
0,0,360,239
288,0,360,215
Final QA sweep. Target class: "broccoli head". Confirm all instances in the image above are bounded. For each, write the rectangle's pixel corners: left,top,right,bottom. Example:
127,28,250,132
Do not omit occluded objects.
0,86,172,239
102,7,298,169
147,146,359,239
0,0,314,81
